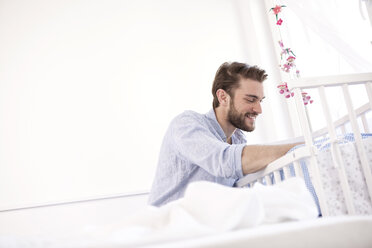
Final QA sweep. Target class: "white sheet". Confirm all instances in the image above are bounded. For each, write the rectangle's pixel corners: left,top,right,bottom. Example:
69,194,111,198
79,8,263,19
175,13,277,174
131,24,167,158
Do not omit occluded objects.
0,177,317,248
150,216,372,248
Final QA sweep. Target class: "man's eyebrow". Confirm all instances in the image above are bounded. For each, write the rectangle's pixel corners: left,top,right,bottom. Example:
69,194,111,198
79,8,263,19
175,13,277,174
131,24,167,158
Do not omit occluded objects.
245,94,266,100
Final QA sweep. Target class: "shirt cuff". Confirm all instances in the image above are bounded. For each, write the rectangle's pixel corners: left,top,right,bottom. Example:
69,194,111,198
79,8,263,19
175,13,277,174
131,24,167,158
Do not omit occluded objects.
232,144,246,179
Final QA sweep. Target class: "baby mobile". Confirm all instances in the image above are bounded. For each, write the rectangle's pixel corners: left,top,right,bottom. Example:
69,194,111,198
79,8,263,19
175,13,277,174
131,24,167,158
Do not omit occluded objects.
269,4,313,105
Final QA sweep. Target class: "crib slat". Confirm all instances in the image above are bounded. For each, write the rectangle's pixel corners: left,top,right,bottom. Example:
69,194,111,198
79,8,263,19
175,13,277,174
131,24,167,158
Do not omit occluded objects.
318,86,338,141
361,114,370,133
293,161,303,178
319,86,356,215
273,171,281,184
265,175,272,185
365,81,372,112
365,81,372,133
293,88,313,151
343,84,372,202
283,166,291,179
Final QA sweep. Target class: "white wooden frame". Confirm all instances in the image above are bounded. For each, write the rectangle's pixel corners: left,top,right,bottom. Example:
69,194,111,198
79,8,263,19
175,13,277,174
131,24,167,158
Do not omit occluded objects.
236,72,372,217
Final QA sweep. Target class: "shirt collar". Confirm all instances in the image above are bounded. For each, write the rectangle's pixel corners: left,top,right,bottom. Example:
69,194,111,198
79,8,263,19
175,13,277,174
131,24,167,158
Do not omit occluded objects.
205,109,228,142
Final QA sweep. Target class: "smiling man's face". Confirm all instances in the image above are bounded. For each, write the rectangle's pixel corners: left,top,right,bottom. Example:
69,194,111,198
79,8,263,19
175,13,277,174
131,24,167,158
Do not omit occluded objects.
227,78,265,132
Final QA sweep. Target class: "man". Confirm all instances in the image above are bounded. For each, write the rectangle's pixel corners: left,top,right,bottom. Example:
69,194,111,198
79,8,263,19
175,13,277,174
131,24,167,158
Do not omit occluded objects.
148,62,299,207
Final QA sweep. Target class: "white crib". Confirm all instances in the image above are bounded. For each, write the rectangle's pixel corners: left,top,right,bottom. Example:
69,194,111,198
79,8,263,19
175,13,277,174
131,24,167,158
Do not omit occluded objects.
236,72,372,217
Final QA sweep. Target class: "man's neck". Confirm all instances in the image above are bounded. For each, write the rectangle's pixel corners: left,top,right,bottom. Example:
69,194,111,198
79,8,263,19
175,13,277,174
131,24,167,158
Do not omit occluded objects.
214,107,236,143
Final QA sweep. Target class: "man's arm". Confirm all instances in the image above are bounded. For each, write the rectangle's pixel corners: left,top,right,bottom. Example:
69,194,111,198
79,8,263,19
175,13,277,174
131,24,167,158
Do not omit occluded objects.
241,143,302,175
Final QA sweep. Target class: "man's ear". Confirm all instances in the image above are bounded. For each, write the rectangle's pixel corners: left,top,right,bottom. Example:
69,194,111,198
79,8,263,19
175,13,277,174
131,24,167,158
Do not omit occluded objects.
216,89,230,106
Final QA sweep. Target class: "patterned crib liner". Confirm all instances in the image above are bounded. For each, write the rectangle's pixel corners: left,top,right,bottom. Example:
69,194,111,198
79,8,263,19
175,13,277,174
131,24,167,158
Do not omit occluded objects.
271,133,372,216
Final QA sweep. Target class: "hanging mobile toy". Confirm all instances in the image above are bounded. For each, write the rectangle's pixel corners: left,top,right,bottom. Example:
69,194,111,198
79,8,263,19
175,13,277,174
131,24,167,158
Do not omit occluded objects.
270,4,313,105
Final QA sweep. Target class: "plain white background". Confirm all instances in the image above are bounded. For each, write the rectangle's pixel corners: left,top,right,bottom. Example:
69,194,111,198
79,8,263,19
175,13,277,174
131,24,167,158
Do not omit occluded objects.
1,0,371,210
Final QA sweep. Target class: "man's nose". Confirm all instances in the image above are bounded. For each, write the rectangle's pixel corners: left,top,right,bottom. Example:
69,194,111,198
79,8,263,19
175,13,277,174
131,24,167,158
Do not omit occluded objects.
253,102,262,114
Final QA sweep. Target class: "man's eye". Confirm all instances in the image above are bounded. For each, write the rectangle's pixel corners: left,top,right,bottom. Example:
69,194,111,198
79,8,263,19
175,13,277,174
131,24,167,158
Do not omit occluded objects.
246,99,255,103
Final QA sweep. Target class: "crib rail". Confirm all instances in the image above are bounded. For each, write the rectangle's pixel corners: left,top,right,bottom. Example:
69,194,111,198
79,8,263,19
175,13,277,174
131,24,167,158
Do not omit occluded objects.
235,146,312,188
286,73,372,89
237,72,372,217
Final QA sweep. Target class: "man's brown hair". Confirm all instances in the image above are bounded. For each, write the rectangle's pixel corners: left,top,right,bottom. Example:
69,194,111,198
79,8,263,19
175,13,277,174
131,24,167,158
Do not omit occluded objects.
212,62,268,108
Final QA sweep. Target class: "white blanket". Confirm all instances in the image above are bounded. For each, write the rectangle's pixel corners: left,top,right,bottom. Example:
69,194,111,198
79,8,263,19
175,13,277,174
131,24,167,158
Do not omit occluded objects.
0,177,318,248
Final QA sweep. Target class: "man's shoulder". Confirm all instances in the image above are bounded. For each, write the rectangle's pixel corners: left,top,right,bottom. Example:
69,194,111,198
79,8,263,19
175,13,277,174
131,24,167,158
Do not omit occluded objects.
167,110,210,135
172,110,206,124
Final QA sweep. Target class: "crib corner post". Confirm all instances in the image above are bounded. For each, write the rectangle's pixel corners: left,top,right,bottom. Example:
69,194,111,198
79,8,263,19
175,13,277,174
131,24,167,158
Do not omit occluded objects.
293,86,330,216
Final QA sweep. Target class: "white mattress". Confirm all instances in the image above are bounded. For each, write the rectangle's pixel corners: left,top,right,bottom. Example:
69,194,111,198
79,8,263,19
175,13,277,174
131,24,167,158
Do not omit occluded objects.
148,216,372,248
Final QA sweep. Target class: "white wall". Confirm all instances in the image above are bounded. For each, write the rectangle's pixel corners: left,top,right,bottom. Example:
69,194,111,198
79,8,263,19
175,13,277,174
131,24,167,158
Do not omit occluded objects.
1,0,278,209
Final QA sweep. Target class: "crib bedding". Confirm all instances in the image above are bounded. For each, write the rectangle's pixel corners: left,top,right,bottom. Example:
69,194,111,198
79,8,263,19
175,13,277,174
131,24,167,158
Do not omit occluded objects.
254,134,372,216
315,135,372,215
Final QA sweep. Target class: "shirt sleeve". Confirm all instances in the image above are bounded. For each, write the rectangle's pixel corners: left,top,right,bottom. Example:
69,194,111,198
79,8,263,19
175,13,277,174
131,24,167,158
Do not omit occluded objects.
170,113,245,179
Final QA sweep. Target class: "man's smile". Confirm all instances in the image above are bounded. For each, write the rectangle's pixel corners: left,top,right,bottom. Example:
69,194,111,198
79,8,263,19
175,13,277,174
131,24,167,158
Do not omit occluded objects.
245,113,257,121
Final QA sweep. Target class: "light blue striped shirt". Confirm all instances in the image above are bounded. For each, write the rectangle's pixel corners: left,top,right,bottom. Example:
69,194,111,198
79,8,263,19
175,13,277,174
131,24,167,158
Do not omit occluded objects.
148,109,247,206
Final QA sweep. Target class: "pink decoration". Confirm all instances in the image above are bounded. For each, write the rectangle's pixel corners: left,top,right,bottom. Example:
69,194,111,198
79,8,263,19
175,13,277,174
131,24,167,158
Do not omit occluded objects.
302,92,314,105
281,63,291,73
270,5,286,21
287,56,295,62
277,84,313,105
277,83,292,98
271,4,314,105
272,5,282,15
278,40,284,48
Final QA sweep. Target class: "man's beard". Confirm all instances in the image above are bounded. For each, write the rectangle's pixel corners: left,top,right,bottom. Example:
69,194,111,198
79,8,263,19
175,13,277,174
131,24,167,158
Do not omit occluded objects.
227,98,256,132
